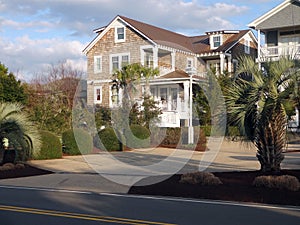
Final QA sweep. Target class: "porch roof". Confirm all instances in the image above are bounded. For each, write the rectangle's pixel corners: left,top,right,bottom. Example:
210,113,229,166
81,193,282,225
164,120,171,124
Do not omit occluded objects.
149,70,206,84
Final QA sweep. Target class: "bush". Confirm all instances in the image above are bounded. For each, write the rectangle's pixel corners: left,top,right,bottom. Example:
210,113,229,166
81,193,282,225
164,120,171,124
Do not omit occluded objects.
180,171,222,186
125,125,151,149
97,127,122,151
157,127,207,151
62,128,93,155
253,175,300,191
200,125,212,136
33,130,62,160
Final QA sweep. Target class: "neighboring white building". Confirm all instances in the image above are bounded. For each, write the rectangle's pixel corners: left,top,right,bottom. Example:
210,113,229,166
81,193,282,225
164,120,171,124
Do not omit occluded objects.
249,0,300,62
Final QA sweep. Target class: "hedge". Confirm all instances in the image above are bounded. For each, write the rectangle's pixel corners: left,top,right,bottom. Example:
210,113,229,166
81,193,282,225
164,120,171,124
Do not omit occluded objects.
125,125,151,149
62,128,93,155
33,130,62,160
97,127,122,151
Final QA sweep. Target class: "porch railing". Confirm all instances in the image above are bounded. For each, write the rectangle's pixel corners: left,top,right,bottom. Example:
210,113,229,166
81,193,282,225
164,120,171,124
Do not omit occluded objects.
260,44,300,60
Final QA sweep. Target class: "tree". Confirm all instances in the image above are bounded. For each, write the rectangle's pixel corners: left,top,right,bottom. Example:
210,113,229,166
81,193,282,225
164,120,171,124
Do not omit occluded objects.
0,63,28,104
226,56,299,172
0,102,41,162
27,61,83,134
130,95,161,129
111,63,159,147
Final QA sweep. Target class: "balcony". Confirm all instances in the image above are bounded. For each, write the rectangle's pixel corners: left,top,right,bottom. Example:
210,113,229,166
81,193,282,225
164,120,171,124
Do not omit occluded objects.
158,62,173,76
259,44,300,61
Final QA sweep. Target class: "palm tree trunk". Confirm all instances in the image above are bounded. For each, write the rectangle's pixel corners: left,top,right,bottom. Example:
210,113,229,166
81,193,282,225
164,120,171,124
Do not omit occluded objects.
256,106,286,172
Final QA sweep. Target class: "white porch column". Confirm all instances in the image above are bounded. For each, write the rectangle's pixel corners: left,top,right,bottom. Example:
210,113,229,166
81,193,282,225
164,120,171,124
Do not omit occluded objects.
153,46,158,68
183,81,189,111
188,74,194,144
227,54,232,73
257,29,261,59
171,52,176,71
220,53,225,75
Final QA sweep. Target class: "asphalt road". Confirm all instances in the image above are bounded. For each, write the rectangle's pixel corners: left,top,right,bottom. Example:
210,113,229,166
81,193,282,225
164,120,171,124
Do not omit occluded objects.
0,185,299,225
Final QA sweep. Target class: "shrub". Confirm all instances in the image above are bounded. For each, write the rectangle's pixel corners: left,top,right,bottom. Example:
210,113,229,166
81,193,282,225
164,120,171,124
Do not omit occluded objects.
0,163,15,171
253,175,300,191
97,127,122,151
157,127,207,151
180,171,222,186
200,125,212,136
62,128,93,155
32,130,62,160
125,125,151,149
226,126,242,141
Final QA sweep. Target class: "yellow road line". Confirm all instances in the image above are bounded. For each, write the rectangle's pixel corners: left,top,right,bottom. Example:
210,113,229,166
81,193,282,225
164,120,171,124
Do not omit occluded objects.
0,204,176,225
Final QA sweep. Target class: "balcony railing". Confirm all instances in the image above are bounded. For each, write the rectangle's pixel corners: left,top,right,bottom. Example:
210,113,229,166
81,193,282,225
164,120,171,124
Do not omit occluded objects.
260,44,300,61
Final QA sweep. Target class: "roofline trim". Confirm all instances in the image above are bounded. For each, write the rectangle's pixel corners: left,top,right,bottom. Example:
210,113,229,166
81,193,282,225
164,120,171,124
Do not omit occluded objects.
248,0,296,29
157,44,196,56
224,30,258,53
149,77,205,84
83,15,156,55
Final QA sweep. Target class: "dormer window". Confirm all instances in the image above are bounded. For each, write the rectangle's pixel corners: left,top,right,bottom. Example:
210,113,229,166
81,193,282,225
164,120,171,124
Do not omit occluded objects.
213,35,221,48
115,26,125,42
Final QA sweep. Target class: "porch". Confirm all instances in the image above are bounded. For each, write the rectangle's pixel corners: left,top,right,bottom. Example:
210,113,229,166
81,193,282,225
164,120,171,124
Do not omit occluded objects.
259,44,300,61
148,70,205,128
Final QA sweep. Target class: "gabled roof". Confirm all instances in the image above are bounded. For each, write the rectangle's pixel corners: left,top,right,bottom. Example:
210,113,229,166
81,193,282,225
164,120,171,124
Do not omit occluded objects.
119,16,194,53
248,0,300,30
83,15,255,56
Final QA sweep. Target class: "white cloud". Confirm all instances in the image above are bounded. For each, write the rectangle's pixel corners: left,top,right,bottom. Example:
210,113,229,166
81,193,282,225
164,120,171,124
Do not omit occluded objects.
0,0,250,35
0,35,87,81
0,0,257,80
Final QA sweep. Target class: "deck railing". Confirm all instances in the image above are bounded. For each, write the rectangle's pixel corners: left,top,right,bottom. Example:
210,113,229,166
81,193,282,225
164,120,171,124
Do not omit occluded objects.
260,44,300,60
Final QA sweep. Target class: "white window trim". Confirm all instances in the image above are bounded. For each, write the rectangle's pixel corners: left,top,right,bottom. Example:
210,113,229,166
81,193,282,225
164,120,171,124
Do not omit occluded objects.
109,53,130,74
244,39,251,54
186,58,194,69
210,35,223,50
94,55,102,73
115,26,126,43
94,86,102,104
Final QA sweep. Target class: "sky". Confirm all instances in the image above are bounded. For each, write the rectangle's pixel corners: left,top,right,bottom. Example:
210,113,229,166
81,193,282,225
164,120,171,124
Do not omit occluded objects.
0,0,284,81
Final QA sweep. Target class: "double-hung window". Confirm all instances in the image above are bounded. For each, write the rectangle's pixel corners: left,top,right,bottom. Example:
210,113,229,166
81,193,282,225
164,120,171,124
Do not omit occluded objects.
110,53,130,73
115,26,125,42
213,36,221,48
94,56,102,73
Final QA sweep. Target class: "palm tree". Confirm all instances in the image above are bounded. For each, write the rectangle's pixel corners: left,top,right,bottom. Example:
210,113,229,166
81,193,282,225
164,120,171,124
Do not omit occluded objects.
112,63,159,101
111,63,159,149
226,56,298,172
0,102,41,163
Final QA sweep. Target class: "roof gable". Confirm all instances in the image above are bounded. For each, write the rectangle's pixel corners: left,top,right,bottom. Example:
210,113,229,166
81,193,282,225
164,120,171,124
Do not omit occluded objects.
83,15,256,56
248,0,300,30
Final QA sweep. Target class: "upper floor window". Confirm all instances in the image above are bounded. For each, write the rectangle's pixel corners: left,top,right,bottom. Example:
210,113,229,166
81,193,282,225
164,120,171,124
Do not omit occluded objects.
213,35,221,48
110,53,130,73
115,26,125,42
145,52,154,68
244,39,250,54
94,56,102,73
187,58,193,69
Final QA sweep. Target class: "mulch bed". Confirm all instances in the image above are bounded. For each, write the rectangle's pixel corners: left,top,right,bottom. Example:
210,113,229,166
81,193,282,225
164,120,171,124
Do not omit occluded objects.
1,163,299,206
0,165,53,180
129,170,300,206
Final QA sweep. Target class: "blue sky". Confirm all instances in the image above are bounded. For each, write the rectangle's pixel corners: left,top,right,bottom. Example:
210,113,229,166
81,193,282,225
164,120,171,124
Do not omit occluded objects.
0,0,283,81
